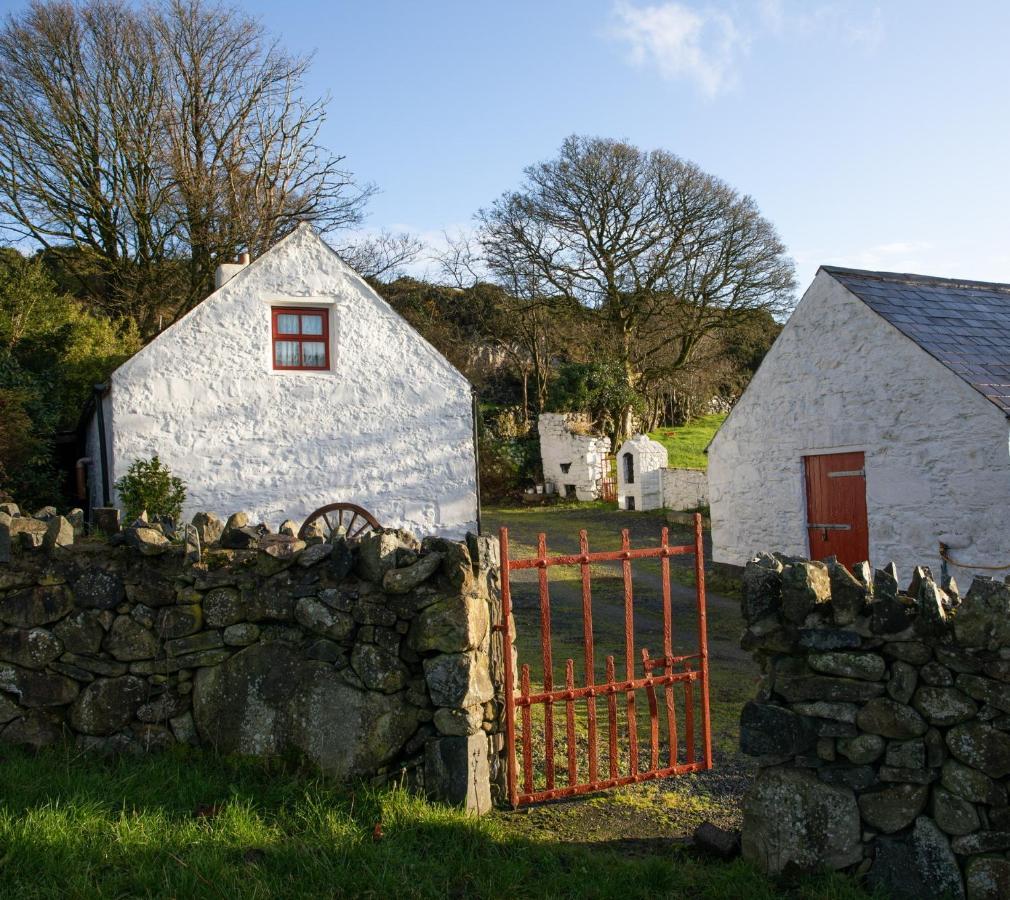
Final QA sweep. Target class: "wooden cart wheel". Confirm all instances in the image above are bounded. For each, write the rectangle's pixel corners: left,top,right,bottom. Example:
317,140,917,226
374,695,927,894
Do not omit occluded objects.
299,502,381,542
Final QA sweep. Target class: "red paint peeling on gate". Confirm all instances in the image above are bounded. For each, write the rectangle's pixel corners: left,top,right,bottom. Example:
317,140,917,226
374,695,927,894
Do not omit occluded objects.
499,513,713,807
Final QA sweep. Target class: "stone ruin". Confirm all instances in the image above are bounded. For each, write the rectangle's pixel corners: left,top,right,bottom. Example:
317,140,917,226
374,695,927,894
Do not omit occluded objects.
739,551,1010,899
0,502,504,812
537,412,611,500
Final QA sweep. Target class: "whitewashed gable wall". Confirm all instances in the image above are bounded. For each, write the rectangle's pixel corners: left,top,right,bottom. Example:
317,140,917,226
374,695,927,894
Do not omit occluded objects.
708,270,1010,578
100,226,477,538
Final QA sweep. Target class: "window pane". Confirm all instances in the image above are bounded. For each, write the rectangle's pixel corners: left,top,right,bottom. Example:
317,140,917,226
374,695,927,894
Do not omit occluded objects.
276,313,300,334
275,340,300,367
300,314,323,335
301,341,326,367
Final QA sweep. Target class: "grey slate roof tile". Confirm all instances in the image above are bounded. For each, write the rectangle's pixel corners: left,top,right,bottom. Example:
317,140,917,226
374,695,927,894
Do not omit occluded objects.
823,265,1010,413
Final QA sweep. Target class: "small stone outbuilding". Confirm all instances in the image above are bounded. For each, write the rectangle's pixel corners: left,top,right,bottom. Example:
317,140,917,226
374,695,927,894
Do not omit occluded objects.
709,266,1010,576
616,435,667,511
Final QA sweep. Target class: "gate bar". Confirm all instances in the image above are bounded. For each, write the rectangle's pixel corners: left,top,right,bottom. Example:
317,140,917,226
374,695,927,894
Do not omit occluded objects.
564,659,577,785
517,761,708,805
621,528,638,776
510,545,695,569
660,527,678,768
516,669,700,706
536,533,556,790
520,664,533,795
605,655,618,779
695,513,713,768
579,529,598,784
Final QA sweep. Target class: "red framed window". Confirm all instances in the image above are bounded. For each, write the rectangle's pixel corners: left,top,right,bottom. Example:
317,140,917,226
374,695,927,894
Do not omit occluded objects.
271,307,330,371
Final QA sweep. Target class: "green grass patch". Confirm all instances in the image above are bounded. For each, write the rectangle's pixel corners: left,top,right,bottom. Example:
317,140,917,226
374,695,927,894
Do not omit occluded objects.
648,414,726,470
0,746,871,899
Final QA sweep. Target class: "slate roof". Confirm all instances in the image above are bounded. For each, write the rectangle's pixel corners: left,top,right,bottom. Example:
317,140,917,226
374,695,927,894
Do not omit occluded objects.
823,265,1010,414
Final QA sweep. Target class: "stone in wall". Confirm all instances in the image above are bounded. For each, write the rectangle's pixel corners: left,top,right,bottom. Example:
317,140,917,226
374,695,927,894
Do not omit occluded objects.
737,550,1010,898
0,505,504,812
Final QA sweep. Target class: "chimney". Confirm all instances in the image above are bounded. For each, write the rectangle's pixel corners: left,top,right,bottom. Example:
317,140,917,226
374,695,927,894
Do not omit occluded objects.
214,252,250,290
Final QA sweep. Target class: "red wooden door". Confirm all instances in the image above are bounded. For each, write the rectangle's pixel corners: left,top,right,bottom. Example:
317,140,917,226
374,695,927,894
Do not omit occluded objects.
803,452,869,568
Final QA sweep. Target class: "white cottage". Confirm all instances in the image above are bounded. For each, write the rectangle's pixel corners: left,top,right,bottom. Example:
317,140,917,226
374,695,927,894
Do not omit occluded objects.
85,225,478,538
709,266,1010,578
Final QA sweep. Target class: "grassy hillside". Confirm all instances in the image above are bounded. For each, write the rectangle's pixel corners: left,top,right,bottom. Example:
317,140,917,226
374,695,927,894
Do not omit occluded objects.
648,414,726,469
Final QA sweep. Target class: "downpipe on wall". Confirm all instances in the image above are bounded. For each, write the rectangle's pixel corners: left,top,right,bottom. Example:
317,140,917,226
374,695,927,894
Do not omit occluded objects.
93,383,111,508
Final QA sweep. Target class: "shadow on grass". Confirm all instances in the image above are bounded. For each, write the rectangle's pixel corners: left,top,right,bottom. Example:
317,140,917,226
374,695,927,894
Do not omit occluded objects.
0,745,871,900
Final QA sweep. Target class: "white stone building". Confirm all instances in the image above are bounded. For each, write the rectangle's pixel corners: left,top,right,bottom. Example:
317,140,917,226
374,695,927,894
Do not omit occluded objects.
85,224,478,538
537,413,611,500
709,266,1010,578
616,435,668,510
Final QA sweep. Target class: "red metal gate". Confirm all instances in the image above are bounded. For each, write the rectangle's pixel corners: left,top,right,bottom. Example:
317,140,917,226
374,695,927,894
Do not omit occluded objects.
499,514,712,807
600,453,617,503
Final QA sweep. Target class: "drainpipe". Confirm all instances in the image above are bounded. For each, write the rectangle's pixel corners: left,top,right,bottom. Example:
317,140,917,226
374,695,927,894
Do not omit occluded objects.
472,388,482,535
93,383,111,506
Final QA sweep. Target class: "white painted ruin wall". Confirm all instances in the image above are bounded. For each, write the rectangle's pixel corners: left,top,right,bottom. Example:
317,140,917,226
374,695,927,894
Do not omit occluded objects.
708,270,1010,578
661,468,708,511
537,413,610,501
101,226,477,538
617,435,668,511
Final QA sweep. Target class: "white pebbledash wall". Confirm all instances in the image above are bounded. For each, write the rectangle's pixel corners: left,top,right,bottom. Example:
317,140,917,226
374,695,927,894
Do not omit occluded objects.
90,225,478,538
616,435,668,511
708,269,1010,578
660,468,708,511
537,413,611,500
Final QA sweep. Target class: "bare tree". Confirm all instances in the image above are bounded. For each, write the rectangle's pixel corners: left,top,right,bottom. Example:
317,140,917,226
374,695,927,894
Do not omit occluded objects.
0,0,373,333
0,0,171,322
341,230,423,280
156,0,373,319
477,135,796,438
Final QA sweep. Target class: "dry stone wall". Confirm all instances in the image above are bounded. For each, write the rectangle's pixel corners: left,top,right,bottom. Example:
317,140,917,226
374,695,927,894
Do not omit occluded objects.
739,551,1010,899
0,504,504,812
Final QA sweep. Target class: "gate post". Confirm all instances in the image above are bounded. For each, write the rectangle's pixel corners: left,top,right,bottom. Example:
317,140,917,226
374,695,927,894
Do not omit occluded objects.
694,512,713,769
422,533,505,813
498,526,519,808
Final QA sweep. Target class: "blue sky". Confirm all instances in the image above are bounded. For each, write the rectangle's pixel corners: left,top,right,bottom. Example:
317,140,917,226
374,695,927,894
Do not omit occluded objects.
8,0,1010,291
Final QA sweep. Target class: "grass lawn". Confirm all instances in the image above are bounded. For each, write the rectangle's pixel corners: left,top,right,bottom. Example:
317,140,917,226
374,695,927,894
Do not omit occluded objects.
0,747,871,899
648,413,726,470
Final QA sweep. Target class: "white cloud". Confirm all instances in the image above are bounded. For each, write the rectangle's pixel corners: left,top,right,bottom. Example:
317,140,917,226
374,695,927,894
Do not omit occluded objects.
844,6,884,50
608,1,884,96
609,1,747,97
757,0,884,49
